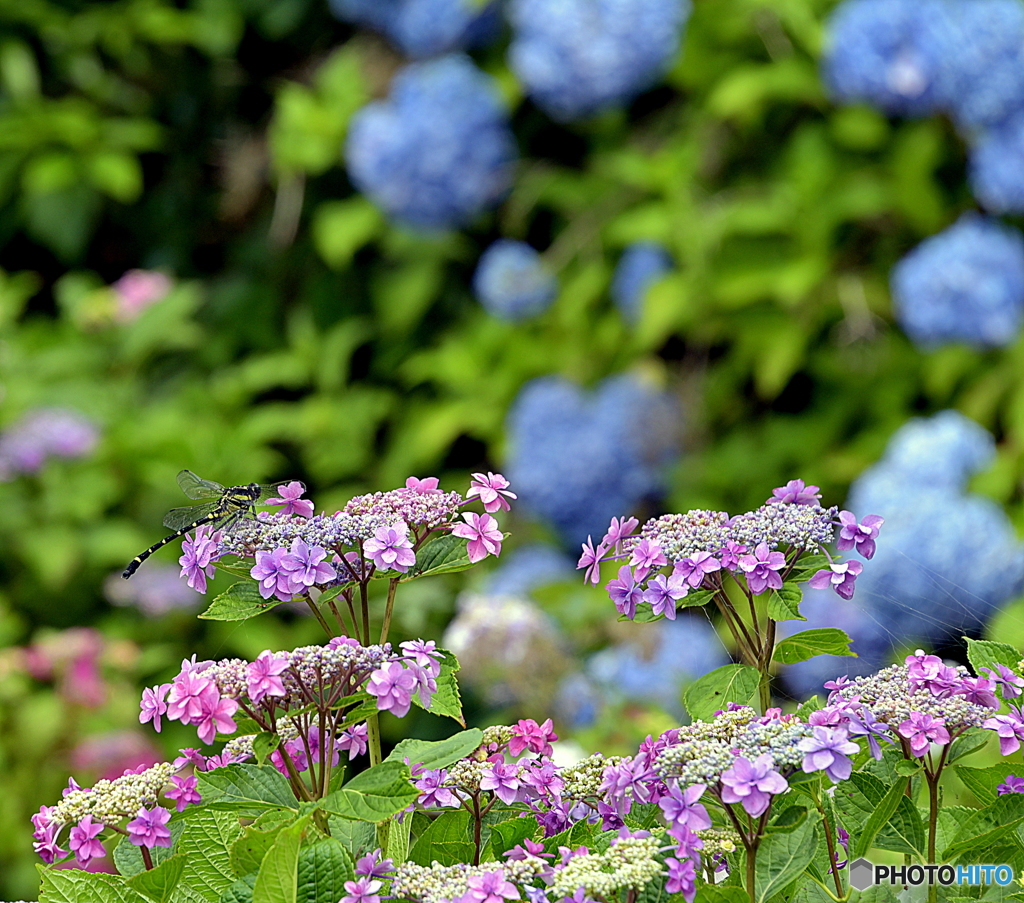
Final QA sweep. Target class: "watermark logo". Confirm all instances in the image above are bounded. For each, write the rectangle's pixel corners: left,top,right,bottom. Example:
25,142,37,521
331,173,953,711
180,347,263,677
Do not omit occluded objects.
849,858,1015,891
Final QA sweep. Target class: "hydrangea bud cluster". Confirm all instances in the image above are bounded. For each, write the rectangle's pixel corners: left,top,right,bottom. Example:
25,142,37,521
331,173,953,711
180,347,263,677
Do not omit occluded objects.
32,761,187,866
390,859,549,903
187,473,512,600
579,480,882,620
545,834,663,899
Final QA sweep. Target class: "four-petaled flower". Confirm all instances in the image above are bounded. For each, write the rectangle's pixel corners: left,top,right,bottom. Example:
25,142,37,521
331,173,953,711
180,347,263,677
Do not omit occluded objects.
467,472,517,513
643,572,688,619
807,560,863,600
836,511,884,559
126,806,172,848
658,783,712,832
720,753,788,817
606,565,643,620
797,726,860,782
139,682,171,732
68,815,107,866
452,512,503,563
250,547,297,601
364,521,417,573
165,774,202,812
460,869,520,903
628,539,667,581
737,543,786,594
246,650,290,704
179,525,223,593
898,712,950,757
266,481,314,518
366,661,419,717
673,551,721,588
342,876,384,903
771,479,821,505
984,705,1024,756
280,537,336,589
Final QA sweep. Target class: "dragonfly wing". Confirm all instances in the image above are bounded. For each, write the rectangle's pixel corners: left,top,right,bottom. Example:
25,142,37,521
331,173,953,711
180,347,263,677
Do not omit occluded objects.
257,479,304,503
177,470,225,501
163,503,215,531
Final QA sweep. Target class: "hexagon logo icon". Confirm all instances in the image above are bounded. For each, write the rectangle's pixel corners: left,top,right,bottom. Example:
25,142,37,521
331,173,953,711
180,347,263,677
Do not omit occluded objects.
849,858,874,892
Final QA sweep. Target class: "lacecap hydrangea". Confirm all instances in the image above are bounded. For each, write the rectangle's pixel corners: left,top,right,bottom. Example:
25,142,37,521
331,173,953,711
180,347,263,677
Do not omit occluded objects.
890,212,1024,349
345,54,517,230
843,410,1024,648
507,0,692,121
327,0,499,59
611,241,673,322
473,240,558,321
506,373,681,548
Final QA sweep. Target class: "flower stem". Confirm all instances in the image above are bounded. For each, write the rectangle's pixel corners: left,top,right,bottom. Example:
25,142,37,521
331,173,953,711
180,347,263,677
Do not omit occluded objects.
379,577,400,646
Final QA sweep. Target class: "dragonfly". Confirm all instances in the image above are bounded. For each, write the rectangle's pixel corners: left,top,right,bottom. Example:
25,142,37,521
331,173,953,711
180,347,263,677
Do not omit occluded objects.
122,470,295,579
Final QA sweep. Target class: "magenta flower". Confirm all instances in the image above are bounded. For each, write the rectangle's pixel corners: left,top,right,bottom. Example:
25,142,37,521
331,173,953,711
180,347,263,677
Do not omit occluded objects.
415,768,459,808
771,479,821,505
628,539,667,581
836,511,884,559
797,726,860,782
139,683,171,732
165,774,202,812
480,762,522,804
246,650,290,704
643,573,688,619
606,565,643,620
578,536,608,585
354,849,395,878
673,551,722,588
342,877,383,903
719,540,747,569
194,689,239,745
521,760,563,799
166,671,216,724
400,639,443,677
905,651,960,697
602,516,639,550
737,543,786,594
365,521,417,572
452,512,503,563
266,481,314,518
665,856,698,902
250,547,298,601
126,806,172,848
509,718,557,757
68,815,107,866
337,723,369,759
280,537,336,589
179,526,223,593
984,706,1024,756
898,712,950,756
367,661,418,717
406,476,442,494
982,664,1024,698
720,754,789,817
958,677,1000,709
807,560,862,600
467,472,517,513
658,783,711,832
33,823,67,864
460,869,520,903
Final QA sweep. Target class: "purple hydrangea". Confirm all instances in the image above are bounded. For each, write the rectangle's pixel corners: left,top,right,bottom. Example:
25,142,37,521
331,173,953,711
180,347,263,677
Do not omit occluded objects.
0,407,99,480
345,54,516,230
719,753,788,817
473,240,557,321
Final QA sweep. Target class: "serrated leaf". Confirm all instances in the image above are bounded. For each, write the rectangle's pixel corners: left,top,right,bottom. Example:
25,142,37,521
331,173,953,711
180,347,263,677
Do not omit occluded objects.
754,812,820,902
773,628,854,664
385,729,483,771
253,817,307,903
197,764,299,815
683,664,760,721
767,582,804,621
219,874,257,903
127,853,187,902
296,838,354,903
947,728,990,763
408,810,476,866
791,553,831,576
844,773,908,859
955,762,1024,805
422,648,464,724
405,533,474,579
966,637,1021,676
231,821,291,878
676,588,714,610
115,819,185,875
320,760,419,822
200,582,283,621
491,816,539,858
252,732,281,766
894,759,921,776
942,794,1024,860
39,868,150,903
874,796,925,857
695,889,748,903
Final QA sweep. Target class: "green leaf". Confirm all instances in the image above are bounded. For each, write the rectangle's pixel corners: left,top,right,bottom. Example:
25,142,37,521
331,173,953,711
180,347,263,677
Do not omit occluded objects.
490,816,539,858
168,808,245,901
965,637,1021,676
754,811,820,903
311,198,382,269
695,889,748,903
385,729,483,771
683,664,760,721
253,732,281,766
955,762,1024,805
231,820,292,878
219,874,257,903
200,582,284,621
320,760,419,822
676,588,715,610
114,819,185,875
408,809,476,866
406,534,473,579
253,816,308,903
843,773,910,859
791,554,831,577
942,794,1024,860
767,582,804,621
126,854,186,903
874,796,925,857
947,728,990,764
296,838,354,903
197,764,299,816
38,868,149,903
773,628,854,664
377,813,412,864
422,648,464,724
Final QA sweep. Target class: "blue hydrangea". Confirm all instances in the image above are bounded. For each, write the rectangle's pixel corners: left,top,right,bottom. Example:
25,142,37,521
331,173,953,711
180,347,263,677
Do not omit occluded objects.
586,616,729,718
507,0,692,122
840,411,1024,651
611,242,673,322
473,240,558,321
327,0,500,58
484,543,576,597
945,0,1024,132
969,114,1024,214
345,55,517,230
821,0,960,117
890,213,1024,349
506,373,681,549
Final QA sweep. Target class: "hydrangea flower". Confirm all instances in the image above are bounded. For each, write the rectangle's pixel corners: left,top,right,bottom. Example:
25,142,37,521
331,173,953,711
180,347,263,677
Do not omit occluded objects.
0,407,99,481
473,241,558,321
968,114,1024,215
345,54,516,230
611,241,673,322
507,0,692,121
891,213,1024,349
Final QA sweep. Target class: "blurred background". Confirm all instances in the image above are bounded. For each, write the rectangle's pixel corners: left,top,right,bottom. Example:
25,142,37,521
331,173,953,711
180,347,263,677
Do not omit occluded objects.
5,0,1024,894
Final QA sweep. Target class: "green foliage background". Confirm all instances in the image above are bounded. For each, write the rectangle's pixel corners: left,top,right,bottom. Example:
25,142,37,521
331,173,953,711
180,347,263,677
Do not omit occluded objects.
2,0,1023,896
